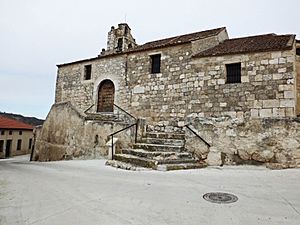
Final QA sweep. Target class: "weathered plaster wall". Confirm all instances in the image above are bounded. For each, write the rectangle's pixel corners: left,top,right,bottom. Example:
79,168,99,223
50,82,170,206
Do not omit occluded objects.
33,102,134,161
0,130,33,158
186,116,300,169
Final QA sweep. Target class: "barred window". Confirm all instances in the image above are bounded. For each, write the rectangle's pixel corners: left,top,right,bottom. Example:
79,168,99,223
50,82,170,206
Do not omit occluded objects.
226,63,241,83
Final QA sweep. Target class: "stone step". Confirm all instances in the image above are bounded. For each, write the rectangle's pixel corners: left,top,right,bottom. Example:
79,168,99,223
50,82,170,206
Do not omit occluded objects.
157,162,207,171
133,143,184,152
145,132,185,140
113,154,157,169
141,137,184,146
85,113,122,122
122,149,192,160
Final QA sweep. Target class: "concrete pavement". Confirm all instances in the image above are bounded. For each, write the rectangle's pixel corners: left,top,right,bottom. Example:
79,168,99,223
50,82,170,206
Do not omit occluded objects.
0,155,299,225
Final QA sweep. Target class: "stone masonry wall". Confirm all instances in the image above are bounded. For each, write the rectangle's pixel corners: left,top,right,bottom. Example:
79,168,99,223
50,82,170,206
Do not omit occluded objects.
192,50,297,119
296,55,300,115
186,115,300,169
55,41,297,128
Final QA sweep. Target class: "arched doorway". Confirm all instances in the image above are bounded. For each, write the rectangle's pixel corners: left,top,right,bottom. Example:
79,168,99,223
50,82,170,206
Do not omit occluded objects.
97,79,115,112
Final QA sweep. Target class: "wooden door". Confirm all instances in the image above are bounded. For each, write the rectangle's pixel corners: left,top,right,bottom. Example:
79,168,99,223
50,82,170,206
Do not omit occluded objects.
97,80,115,112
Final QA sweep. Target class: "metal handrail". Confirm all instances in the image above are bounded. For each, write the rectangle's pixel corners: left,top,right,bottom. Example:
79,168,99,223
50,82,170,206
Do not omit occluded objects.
184,124,211,147
113,104,136,121
110,122,138,160
84,104,95,114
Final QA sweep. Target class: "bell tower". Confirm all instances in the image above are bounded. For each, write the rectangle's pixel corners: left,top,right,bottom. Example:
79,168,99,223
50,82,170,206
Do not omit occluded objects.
105,23,137,54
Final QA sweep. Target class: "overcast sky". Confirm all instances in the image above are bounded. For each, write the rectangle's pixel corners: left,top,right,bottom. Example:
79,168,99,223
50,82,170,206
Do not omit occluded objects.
0,0,299,119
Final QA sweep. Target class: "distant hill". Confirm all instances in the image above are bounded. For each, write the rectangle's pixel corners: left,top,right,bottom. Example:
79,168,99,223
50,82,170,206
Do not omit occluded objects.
0,112,44,126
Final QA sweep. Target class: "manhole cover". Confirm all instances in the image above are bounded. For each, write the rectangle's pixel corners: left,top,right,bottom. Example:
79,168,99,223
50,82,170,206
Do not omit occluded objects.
203,192,238,204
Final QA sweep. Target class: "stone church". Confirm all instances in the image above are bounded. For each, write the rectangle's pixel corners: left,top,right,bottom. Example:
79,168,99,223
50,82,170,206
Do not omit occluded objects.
33,23,300,170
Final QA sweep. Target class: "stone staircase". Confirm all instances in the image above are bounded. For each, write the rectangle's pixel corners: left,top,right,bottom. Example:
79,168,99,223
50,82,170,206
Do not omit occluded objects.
107,130,207,171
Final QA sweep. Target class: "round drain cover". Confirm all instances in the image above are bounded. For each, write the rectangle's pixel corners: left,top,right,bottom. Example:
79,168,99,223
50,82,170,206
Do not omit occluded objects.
203,192,238,204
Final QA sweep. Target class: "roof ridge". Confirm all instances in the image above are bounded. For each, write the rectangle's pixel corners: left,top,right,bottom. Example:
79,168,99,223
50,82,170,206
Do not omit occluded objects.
143,27,226,45
223,33,294,42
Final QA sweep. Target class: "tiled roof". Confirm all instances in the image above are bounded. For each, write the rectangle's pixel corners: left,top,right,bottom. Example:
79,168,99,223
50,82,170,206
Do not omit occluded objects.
126,27,226,53
57,27,226,67
194,34,295,58
0,116,34,130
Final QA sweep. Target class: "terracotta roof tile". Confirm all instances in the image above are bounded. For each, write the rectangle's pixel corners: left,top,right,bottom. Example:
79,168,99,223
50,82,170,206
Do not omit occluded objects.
194,34,295,58
0,116,34,130
126,27,226,53
57,27,226,67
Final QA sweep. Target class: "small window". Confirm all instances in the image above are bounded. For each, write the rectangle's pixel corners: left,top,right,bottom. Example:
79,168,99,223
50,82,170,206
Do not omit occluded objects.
151,54,161,74
17,139,22,150
29,138,32,150
0,130,4,135
128,44,132,49
9,131,12,135
19,131,22,135
0,140,3,152
117,38,123,51
296,48,300,56
226,63,241,83
84,65,92,80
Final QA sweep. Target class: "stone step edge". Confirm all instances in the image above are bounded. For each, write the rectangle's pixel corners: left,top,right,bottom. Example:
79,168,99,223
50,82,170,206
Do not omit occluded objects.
115,153,198,165
157,162,207,171
123,148,190,156
105,160,150,171
133,143,184,148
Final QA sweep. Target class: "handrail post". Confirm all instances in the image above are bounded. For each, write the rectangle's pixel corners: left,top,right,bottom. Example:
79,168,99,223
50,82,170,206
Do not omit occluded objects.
135,123,138,143
111,135,114,160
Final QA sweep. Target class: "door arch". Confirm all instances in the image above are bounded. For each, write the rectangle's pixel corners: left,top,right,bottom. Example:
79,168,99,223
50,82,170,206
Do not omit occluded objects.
97,79,115,112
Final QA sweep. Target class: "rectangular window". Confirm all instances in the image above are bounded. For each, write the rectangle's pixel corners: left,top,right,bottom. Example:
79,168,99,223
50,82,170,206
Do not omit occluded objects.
84,65,92,80
0,130,4,135
226,63,241,83
0,140,3,152
19,131,22,135
17,139,22,150
9,130,12,135
296,48,300,56
151,54,161,74
29,138,32,150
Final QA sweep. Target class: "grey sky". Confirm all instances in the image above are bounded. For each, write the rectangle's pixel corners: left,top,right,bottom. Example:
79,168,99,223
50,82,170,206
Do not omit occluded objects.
0,0,299,119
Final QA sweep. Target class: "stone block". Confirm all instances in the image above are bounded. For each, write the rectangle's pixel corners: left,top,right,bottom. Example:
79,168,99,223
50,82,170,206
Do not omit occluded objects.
262,99,279,108
278,68,287,73
133,86,145,94
259,109,272,118
250,109,259,118
272,108,285,117
261,60,269,65
241,76,249,83
280,99,295,108
284,91,294,99
273,74,283,80
217,79,225,85
269,59,279,65
279,85,294,91
271,52,281,58
220,102,227,107
285,108,295,117
206,147,223,166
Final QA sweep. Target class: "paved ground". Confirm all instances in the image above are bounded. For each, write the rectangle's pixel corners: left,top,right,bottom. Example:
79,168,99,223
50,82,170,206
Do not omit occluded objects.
0,155,299,225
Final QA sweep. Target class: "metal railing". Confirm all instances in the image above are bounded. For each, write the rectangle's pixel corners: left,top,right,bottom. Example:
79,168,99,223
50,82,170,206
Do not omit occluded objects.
113,104,136,122
109,122,138,160
184,124,211,148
